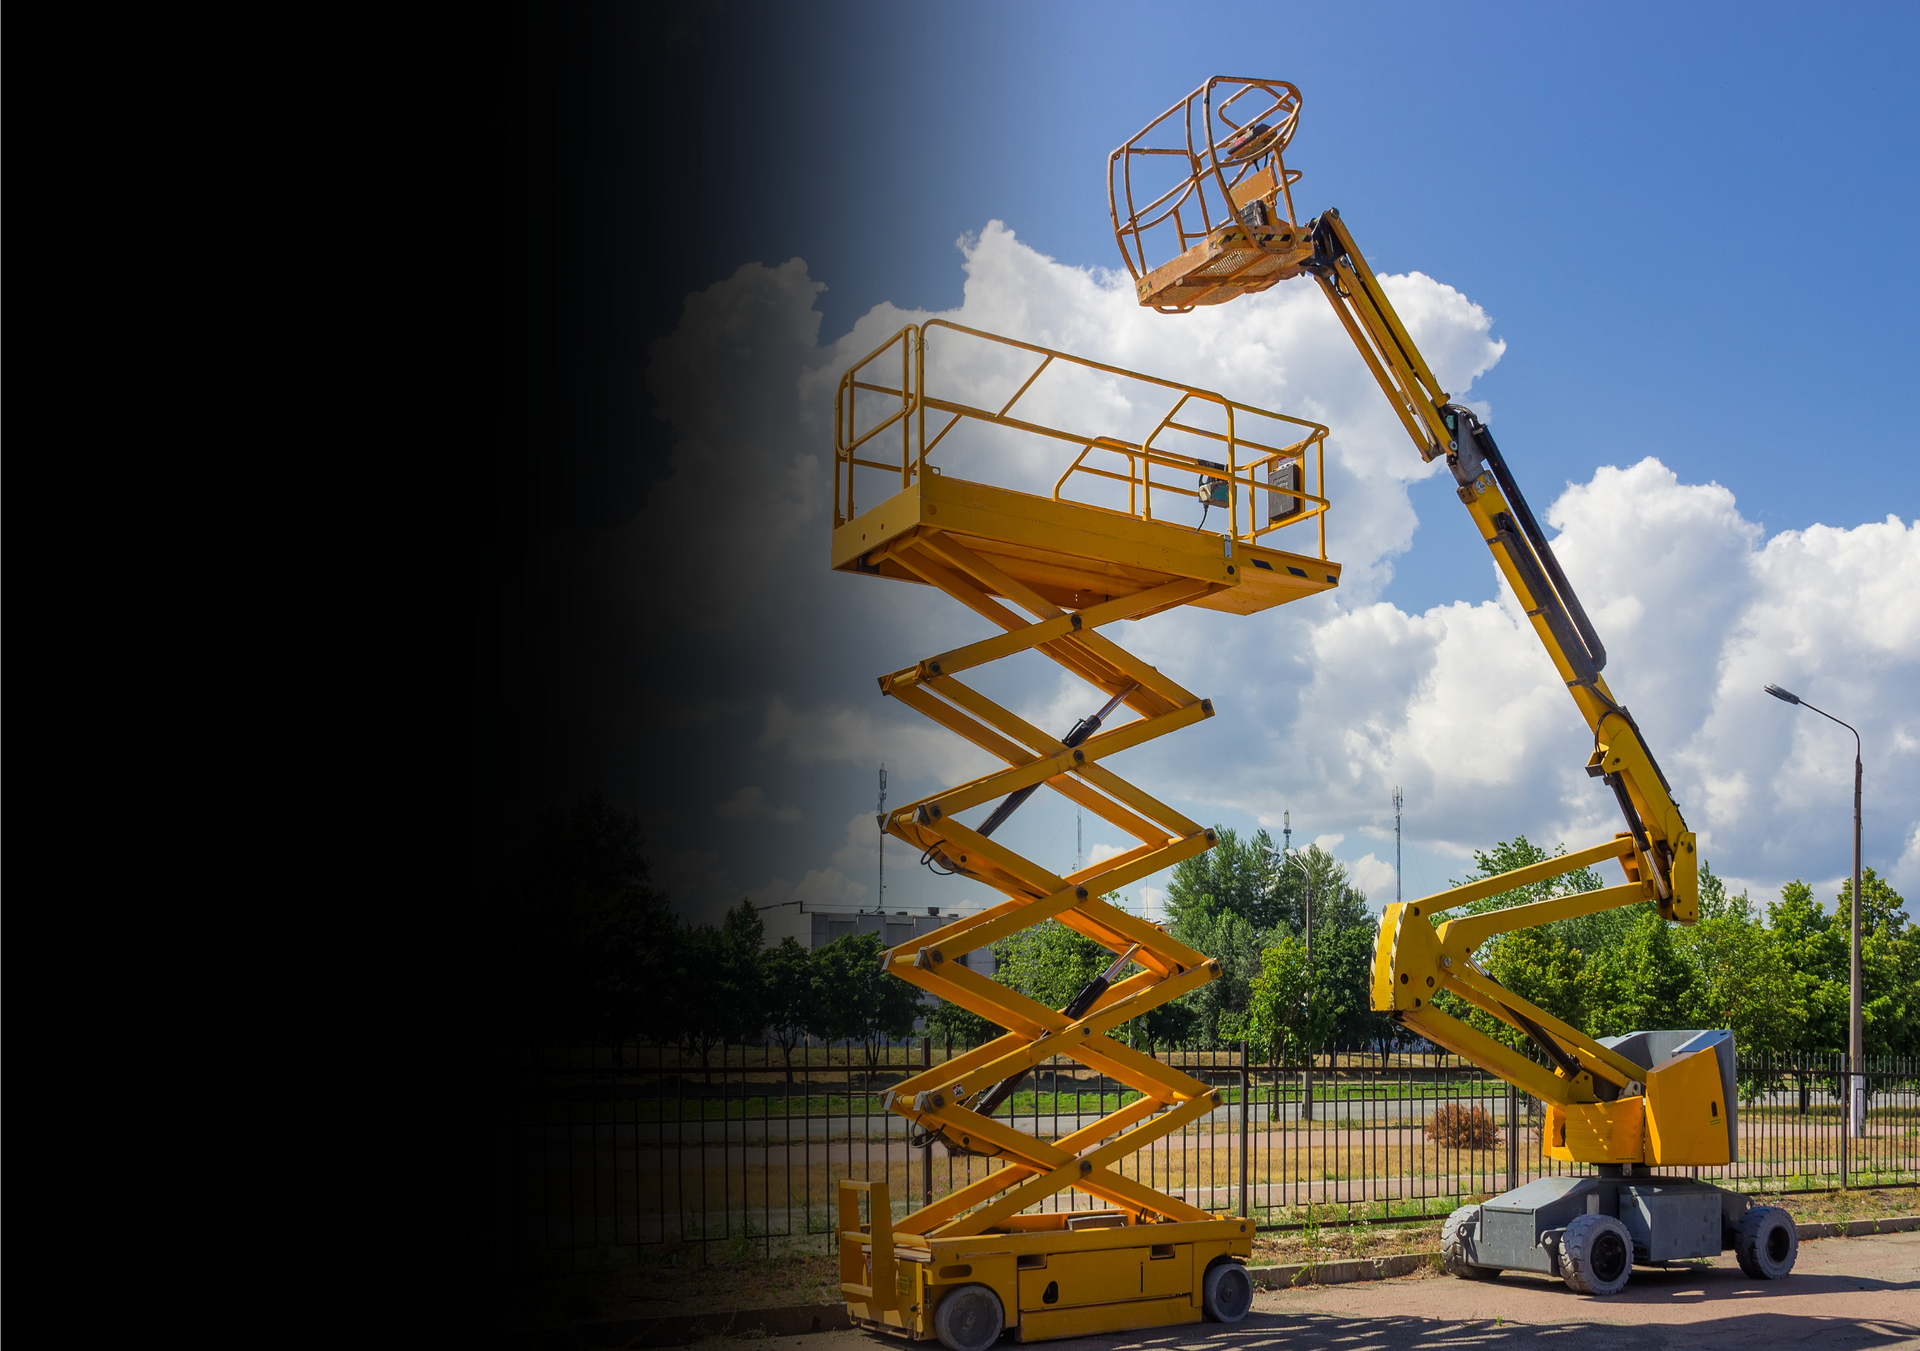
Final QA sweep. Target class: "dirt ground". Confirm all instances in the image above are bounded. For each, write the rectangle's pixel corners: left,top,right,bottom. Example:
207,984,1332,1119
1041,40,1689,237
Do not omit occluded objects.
689,1230,1920,1351
465,1188,1917,1333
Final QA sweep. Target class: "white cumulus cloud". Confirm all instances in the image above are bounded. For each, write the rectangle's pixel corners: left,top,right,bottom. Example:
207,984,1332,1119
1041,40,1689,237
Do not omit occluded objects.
622,222,1918,919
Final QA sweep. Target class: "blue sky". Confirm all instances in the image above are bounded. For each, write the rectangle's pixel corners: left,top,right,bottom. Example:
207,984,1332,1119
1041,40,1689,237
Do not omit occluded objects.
471,3,1920,927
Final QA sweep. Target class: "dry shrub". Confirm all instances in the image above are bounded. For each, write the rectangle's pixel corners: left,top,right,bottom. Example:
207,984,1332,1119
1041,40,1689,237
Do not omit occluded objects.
1425,1103,1499,1148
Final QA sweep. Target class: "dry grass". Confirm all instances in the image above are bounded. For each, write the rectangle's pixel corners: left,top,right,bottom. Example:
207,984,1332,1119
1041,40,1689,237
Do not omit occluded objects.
1767,1185,1919,1226
456,1247,843,1333
1252,1218,1444,1267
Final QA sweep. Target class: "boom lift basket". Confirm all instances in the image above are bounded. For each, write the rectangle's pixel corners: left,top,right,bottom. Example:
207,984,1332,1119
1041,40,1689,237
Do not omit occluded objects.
830,324,1339,1345
1110,78,1314,312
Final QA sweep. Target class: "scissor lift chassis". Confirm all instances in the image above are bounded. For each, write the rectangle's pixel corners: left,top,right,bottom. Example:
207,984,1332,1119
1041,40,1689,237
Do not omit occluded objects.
844,1197,1252,1344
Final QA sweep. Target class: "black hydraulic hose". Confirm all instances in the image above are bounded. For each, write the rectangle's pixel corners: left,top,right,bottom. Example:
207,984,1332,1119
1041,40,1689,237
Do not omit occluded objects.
923,685,1138,877
1473,422,1607,675
923,944,1141,1153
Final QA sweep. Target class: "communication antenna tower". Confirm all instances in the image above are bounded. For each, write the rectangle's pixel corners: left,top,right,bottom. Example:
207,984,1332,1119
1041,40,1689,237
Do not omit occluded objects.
1393,786,1403,902
1282,808,1291,855
1075,808,1086,872
876,764,888,909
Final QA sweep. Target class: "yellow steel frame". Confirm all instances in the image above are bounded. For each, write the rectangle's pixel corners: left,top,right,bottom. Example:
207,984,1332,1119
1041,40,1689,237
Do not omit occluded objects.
1111,78,1713,1169
830,326,1321,1340
835,320,1332,561
1108,78,1316,312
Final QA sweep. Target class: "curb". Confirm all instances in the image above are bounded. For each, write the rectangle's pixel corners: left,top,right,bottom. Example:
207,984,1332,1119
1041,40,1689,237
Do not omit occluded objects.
1245,1214,1920,1291
1794,1214,1920,1239
1249,1252,1439,1288
487,1217,1920,1345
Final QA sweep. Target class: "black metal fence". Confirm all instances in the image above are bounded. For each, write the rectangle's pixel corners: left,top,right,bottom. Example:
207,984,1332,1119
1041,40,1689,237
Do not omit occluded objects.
432,1042,1918,1272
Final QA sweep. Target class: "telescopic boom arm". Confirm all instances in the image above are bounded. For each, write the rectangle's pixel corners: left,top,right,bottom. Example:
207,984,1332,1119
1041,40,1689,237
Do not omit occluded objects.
1299,209,1697,930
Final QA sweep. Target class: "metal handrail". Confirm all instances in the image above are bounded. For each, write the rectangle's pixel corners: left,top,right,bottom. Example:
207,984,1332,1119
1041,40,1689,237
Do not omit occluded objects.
834,321,1331,558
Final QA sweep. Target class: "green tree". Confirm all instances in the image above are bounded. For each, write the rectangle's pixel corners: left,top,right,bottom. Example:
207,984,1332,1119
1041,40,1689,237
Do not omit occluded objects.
1166,827,1286,929
1675,865,1801,1061
1841,870,1920,1058
764,936,819,1080
671,900,770,1074
489,793,676,1041
1246,933,1336,1063
1768,880,1849,1054
1169,902,1262,1046
992,919,1108,1010
809,931,923,1067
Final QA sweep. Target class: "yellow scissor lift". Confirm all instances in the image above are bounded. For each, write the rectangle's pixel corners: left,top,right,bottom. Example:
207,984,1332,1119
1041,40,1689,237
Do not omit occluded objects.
830,322,1339,1349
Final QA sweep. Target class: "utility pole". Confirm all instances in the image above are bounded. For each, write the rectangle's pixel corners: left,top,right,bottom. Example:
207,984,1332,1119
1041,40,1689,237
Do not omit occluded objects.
1393,786,1403,903
876,764,888,911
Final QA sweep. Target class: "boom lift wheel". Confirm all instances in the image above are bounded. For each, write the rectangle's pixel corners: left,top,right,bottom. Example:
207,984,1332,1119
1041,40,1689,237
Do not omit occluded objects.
933,1284,1006,1351
1440,1206,1499,1280
1733,1206,1798,1279
1558,1214,1633,1296
1201,1259,1254,1322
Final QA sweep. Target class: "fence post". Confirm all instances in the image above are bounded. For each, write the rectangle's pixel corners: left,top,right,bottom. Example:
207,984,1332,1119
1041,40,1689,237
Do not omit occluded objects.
1839,1051,1850,1188
921,1036,934,1207
1505,1080,1519,1192
1238,1040,1251,1218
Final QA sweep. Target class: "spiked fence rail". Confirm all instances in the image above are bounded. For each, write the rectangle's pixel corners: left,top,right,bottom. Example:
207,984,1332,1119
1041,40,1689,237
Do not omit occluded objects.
432,1043,1918,1271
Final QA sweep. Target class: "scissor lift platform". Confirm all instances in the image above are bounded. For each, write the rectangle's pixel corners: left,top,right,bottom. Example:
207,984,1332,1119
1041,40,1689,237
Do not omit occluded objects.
830,321,1338,1348
833,472,1339,618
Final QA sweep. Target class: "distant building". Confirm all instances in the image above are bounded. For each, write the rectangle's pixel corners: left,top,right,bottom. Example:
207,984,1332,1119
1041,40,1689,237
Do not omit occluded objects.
760,902,997,979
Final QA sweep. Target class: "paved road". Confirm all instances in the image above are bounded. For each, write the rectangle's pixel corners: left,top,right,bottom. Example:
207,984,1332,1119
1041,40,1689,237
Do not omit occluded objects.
696,1230,1920,1351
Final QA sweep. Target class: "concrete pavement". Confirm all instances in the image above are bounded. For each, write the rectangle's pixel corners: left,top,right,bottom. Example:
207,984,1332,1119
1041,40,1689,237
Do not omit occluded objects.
697,1230,1919,1351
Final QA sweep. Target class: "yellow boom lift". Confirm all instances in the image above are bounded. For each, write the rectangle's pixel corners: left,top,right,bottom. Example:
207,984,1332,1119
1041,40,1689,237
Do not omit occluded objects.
1109,77,1799,1297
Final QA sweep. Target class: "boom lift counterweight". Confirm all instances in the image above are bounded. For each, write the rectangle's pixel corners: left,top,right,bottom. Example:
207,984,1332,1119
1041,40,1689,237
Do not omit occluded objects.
1108,77,1797,1296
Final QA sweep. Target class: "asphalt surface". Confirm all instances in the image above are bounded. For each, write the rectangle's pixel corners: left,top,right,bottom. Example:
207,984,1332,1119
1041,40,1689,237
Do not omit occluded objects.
706,1230,1919,1351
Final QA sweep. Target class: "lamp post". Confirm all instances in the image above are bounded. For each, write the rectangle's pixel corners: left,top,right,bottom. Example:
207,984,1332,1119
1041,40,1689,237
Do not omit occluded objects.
1764,683,1865,1140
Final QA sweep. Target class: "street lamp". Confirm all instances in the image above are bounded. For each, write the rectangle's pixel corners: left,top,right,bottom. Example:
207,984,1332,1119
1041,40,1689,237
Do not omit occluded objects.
1764,683,1865,1140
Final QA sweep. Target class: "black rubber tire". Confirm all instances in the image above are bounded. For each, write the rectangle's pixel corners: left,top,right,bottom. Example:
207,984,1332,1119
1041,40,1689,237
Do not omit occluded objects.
933,1283,1005,1351
1201,1259,1254,1323
1734,1206,1798,1279
1441,1205,1500,1280
1560,1214,1633,1296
